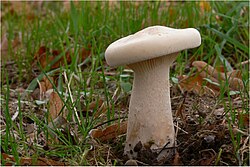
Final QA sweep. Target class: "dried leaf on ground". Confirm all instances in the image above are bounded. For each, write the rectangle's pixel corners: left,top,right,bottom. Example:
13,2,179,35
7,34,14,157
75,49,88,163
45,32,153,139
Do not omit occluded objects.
1,2,30,17
178,61,244,96
90,121,127,141
38,76,54,99
83,99,103,112
199,150,216,165
80,45,92,61
0,33,21,62
33,46,66,69
48,91,64,121
172,151,182,165
93,102,107,119
1,1,43,21
33,45,91,70
237,111,249,128
1,153,65,166
178,74,219,96
192,61,244,91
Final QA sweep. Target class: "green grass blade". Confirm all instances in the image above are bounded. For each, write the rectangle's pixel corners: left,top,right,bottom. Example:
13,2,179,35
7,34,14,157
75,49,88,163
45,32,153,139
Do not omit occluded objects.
209,28,248,53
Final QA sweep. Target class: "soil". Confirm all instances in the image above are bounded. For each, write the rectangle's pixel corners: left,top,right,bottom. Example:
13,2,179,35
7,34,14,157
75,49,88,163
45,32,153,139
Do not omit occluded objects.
87,86,249,166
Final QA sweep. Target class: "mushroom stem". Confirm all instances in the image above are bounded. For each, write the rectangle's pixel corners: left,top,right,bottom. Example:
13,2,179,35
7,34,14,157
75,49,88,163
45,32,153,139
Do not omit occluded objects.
125,52,178,161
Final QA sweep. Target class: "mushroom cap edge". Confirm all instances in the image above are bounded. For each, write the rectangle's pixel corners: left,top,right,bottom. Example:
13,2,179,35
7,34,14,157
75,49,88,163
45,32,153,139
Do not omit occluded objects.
105,25,201,67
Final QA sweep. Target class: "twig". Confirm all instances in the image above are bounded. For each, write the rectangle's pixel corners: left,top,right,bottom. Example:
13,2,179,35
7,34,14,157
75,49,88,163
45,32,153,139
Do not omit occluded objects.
157,141,171,156
92,116,127,129
174,123,188,134
106,147,111,165
135,159,149,166
236,59,249,67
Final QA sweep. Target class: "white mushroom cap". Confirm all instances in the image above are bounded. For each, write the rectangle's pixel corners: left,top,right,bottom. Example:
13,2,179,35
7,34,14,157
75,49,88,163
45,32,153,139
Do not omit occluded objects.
105,25,201,66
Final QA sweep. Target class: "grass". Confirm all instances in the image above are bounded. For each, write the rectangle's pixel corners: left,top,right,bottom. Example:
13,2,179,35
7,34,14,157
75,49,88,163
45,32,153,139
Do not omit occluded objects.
1,1,249,166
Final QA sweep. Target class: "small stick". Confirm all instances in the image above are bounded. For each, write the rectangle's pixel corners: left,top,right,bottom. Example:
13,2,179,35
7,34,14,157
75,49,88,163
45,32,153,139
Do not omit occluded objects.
236,59,249,67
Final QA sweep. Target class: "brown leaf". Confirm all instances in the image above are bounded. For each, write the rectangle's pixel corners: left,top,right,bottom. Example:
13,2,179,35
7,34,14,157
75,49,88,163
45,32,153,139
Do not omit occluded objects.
38,76,54,100
178,74,203,93
51,49,64,69
178,74,218,96
0,34,8,53
33,45,91,70
83,99,103,112
90,121,127,141
215,65,226,72
172,151,182,165
44,76,54,90
93,101,107,119
199,150,215,166
1,153,65,166
33,46,62,69
33,46,49,68
227,70,242,80
48,91,63,121
80,44,92,61
192,61,218,78
192,61,244,91
1,2,28,16
237,111,249,129
1,33,21,62
200,157,215,166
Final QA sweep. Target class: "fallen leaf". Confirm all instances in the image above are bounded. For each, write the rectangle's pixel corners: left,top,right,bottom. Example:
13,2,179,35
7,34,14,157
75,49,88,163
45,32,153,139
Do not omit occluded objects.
83,99,103,112
33,46,48,68
199,150,216,165
33,45,91,70
192,61,244,91
41,76,53,92
178,74,219,96
93,101,107,119
1,153,65,166
237,110,249,129
215,65,226,73
37,76,54,100
89,121,127,141
227,70,242,80
48,91,63,122
33,46,63,69
0,33,21,62
178,61,244,96
1,1,39,21
80,44,92,61
172,151,182,165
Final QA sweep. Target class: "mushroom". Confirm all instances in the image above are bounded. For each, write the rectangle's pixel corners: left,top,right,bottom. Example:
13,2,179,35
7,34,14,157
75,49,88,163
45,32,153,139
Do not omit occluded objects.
105,26,201,161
